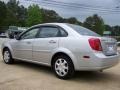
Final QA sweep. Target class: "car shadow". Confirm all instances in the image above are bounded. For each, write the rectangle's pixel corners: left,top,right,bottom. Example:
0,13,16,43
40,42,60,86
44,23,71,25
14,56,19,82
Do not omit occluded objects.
13,60,120,83
71,71,120,84
14,60,53,74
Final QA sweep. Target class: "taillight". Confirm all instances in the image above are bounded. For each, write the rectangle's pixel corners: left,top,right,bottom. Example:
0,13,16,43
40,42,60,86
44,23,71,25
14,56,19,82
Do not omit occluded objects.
88,38,102,51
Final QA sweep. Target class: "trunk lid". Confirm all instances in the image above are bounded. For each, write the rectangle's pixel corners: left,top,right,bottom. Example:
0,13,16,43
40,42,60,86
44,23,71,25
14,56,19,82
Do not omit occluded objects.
100,37,117,56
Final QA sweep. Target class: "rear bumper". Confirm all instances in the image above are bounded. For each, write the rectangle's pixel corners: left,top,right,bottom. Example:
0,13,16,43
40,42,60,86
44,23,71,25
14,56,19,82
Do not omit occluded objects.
77,53,120,71
94,53,119,70
85,58,119,71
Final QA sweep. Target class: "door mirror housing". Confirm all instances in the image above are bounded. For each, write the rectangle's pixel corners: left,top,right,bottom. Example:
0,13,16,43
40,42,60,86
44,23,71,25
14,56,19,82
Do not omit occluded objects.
8,33,14,39
15,35,20,40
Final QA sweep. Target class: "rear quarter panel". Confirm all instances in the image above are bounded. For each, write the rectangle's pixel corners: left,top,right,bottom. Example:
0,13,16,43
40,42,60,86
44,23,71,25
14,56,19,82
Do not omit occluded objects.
58,36,94,70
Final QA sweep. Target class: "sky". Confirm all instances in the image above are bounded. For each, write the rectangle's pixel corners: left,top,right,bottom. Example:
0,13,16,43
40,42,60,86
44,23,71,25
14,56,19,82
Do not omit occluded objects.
1,0,120,26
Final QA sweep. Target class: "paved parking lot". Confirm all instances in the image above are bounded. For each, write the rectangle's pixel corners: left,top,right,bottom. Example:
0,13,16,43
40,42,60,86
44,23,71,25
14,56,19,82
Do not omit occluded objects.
0,38,120,90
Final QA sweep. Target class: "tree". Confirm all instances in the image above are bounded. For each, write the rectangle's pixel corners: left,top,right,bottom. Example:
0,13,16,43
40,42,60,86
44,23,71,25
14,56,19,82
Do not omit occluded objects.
5,0,27,27
112,26,120,36
0,1,7,30
104,25,112,35
83,14,105,35
41,9,62,23
105,25,112,31
17,5,27,26
41,9,82,25
4,0,20,26
64,17,82,25
26,5,43,26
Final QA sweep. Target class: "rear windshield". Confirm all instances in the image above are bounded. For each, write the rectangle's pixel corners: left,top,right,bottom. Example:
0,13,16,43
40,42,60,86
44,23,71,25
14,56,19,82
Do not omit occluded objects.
66,24,100,37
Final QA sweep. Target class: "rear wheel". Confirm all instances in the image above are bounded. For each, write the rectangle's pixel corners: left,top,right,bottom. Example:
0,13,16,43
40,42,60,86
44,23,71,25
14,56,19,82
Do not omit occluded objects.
52,55,75,79
3,48,14,64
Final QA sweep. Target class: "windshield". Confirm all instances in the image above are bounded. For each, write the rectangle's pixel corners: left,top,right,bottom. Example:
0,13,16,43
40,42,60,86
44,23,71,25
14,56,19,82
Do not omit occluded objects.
67,24,100,37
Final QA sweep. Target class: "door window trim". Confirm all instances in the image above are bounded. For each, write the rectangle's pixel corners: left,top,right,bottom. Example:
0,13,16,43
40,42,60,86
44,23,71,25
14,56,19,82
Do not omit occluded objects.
19,27,40,40
36,25,68,38
58,26,68,37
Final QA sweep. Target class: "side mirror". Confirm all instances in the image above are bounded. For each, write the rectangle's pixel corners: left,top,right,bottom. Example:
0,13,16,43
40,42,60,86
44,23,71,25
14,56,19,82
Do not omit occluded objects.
117,42,120,46
9,34,14,39
15,35,20,40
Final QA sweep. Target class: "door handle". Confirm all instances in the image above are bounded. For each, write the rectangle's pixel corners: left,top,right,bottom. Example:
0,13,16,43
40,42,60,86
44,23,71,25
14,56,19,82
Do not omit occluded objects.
49,40,56,44
26,42,31,44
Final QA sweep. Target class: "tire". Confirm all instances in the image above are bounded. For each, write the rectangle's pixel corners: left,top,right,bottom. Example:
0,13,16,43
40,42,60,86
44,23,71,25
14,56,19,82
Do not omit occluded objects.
52,55,75,79
3,48,14,64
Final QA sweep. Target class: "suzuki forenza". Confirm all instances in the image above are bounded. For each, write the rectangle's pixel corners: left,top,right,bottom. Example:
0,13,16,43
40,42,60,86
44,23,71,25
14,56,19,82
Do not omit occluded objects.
1,23,119,79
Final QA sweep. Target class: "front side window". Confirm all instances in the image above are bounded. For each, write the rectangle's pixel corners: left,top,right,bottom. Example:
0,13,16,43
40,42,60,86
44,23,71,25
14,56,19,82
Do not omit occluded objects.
20,28,39,39
38,27,59,38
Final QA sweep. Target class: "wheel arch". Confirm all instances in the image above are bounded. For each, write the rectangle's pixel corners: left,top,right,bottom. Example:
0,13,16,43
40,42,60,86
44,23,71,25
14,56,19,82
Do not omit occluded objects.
2,47,9,54
51,52,71,64
2,46,13,56
51,50,79,70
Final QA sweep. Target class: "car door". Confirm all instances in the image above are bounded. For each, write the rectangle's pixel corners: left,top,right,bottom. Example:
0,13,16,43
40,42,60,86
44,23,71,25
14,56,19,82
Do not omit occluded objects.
13,28,39,60
32,26,60,65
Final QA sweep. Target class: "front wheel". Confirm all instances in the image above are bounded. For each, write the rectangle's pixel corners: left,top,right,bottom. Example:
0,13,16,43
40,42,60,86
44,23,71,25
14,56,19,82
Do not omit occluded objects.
53,55,75,79
3,49,14,64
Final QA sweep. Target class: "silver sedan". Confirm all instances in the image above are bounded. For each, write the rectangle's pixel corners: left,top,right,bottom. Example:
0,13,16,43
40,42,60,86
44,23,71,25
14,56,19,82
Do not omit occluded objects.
1,23,120,79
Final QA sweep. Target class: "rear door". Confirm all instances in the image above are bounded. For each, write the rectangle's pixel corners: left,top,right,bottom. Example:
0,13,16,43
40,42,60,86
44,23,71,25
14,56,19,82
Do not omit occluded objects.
32,26,60,64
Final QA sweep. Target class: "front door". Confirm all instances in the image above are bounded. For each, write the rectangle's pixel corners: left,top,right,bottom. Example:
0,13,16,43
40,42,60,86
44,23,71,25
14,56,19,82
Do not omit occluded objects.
13,28,39,60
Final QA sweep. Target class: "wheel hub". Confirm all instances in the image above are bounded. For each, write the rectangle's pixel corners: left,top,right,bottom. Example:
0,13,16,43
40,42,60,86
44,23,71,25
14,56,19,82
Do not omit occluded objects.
55,58,68,76
4,51,10,63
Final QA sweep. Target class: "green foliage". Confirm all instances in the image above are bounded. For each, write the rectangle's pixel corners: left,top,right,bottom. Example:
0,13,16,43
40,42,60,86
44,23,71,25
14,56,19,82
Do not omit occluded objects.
83,14,105,35
105,25,112,31
41,9,61,23
0,0,119,36
104,25,120,36
112,26,120,36
41,9,82,25
17,5,27,26
64,17,82,25
4,0,19,26
0,1,7,28
26,5,43,26
3,0,27,27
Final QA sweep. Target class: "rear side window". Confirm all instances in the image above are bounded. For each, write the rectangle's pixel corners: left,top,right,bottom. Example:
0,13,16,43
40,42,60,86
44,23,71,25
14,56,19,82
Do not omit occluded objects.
59,27,68,37
67,24,100,37
38,27,59,38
